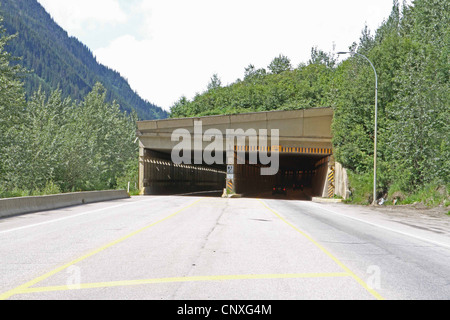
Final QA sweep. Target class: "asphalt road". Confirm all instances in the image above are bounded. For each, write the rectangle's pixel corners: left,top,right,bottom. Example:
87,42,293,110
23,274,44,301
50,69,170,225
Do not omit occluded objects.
0,195,449,300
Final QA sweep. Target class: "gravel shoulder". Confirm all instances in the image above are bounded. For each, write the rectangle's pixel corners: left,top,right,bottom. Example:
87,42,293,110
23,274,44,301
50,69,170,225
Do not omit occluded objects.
352,202,449,219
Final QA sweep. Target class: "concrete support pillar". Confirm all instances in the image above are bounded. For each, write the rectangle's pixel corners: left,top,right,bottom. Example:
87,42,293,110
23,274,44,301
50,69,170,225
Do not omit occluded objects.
318,156,335,198
139,144,145,195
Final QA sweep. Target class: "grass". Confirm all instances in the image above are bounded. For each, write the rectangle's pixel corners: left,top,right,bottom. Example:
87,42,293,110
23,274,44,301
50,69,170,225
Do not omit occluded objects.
390,185,449,207
1,184,136,199
345,171,449,208
346,171,374,205
0,181,61,199
128,189,141,196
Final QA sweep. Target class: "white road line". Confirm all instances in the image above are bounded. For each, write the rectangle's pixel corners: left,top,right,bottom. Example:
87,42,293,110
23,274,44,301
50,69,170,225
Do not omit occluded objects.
303,201,450,250
0,197,165,235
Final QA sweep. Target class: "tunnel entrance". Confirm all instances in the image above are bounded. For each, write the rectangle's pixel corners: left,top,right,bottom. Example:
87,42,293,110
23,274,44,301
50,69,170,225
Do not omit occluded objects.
137,108,338,199
141,149,227,195
232,149,331,200
140,147,333,200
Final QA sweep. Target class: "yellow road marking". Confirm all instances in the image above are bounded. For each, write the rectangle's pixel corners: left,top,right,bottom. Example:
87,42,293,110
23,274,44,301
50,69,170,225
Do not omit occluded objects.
0,198,204,300
259,200,386,300
2,197,385,300
14,273,351,295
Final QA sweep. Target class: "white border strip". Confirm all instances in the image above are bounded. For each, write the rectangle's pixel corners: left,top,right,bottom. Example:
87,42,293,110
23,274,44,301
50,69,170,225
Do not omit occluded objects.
303,201,450,249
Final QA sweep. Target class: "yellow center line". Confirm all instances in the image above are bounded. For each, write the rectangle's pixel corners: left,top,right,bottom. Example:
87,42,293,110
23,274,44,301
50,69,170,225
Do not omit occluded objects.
15,273,352,295
258,200,386,301
0,198,205,300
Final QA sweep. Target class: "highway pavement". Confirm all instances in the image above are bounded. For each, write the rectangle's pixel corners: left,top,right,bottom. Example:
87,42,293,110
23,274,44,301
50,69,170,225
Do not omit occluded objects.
1,195,449,300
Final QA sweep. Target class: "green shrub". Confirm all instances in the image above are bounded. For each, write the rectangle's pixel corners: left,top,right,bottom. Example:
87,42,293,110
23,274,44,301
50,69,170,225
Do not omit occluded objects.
398,185,449,207
347,171,374,204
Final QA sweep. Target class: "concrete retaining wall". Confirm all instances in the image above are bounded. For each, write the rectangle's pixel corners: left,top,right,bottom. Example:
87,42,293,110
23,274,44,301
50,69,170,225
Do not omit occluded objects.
334,162,349,200
313,162,329,198
0,190,130,219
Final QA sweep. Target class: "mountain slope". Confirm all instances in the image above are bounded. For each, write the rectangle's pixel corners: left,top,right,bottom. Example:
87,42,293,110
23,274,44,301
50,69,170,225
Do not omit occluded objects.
0,0,167,120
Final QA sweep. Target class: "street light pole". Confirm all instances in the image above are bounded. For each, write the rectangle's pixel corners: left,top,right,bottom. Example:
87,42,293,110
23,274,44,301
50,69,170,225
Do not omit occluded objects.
338,51,378,205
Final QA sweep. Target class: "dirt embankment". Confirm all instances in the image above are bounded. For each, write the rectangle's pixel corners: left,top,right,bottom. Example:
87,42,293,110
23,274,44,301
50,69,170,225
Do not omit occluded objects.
358,202,449,219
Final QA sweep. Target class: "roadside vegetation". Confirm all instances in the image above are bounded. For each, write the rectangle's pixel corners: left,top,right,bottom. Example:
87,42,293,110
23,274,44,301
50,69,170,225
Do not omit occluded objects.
0,18,139,198
1,0,167,120
0,0,448,207
170,0,449,208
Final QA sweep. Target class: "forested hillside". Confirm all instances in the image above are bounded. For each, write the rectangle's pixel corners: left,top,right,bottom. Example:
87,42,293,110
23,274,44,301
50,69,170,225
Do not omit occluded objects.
0,15,139,197
0,0,167,120
170,0,449,206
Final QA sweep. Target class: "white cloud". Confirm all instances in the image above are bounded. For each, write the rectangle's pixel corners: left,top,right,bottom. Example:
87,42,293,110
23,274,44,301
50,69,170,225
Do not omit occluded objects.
38,0,128,34
39,0,396,111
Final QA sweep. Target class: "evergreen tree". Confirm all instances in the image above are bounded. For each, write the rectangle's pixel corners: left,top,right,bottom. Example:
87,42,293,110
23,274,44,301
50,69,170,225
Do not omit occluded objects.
0,0,167,120
168,0,449,204
268,54,292,74
0,16,26,190
207,74,222,91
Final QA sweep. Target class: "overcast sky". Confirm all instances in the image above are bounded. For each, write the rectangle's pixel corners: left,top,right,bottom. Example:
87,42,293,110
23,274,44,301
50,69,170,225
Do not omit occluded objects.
37,0,397,111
